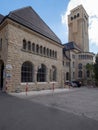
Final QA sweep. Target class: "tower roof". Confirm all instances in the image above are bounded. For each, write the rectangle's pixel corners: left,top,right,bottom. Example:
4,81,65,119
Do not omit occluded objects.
6,6,61,44
70,4,88,17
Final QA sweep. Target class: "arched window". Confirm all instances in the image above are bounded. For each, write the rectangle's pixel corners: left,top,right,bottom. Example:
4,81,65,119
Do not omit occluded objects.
36,44,39,53
47,48,49,56
71,17,73,21
50,49,52,57
78,70,82,78
37,64,46,82
78,63,82,69
23,39,27,50
66,72,69,80
43,47,46,55
40,46,43,54
77,13,79,17
32,43,35,52
52,50,54,57
74,15,76,19
28,41,31,51
21,61,33,82
54,51,57,58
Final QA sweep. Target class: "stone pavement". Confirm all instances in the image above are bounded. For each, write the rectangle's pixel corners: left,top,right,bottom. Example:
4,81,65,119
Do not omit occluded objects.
1,89,98,130
29,87,98,122
9,87,98,122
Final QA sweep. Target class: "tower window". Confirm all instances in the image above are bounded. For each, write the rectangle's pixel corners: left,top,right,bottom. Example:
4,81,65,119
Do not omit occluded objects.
84,15,88,20
77,13,79,17
71,17,73,20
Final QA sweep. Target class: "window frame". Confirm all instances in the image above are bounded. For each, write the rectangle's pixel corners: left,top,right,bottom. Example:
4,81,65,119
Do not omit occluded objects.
21,61,34,82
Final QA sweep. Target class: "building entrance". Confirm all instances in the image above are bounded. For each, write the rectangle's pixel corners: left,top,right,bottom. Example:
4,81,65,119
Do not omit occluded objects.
0,60,4,90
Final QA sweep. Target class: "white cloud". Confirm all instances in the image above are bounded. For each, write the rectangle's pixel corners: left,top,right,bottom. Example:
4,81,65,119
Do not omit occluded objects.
61,0,98,47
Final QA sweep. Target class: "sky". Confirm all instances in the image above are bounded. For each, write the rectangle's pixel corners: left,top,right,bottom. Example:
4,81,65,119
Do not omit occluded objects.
0,0,98,54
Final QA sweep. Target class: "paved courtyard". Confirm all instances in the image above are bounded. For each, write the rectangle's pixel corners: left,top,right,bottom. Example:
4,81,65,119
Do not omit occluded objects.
0,87,98,130
11,87,98,121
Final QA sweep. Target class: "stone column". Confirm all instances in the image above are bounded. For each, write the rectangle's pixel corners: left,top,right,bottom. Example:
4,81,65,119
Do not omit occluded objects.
34,65,37,83
46,67,50,83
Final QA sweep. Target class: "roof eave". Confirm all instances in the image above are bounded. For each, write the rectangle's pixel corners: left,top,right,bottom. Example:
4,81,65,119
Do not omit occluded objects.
7,17,62,45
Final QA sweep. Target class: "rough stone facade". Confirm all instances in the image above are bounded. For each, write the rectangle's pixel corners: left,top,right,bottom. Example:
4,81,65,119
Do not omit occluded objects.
68,5,89,52
63,5,95,84
0,16,63,92
0,5,95,92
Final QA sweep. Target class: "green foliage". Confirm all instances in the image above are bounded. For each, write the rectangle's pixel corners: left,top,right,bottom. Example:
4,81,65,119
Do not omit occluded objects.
85,63,94,79
86,63,94,71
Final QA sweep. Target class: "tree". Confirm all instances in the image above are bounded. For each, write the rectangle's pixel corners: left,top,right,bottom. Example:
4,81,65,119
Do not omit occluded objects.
84,63,95,86
94,54,98,86
85,63,94,85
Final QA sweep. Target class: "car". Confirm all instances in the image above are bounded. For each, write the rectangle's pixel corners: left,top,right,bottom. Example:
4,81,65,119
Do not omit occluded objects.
70,82,77,87
64,81,77,87
72,81,81,87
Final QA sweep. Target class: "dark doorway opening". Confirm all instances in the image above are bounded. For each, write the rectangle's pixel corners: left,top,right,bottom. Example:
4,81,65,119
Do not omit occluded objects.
0,60,4,91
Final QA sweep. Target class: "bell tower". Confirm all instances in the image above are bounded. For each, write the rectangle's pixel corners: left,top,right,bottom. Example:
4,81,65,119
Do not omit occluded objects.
68,5,89,52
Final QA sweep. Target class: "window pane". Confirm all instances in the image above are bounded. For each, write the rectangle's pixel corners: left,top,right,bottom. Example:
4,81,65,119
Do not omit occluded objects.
37,64,46,82
21,61,33,82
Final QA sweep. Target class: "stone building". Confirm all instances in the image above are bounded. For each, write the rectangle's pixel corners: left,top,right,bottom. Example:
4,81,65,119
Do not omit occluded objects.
0,6,63,92
0,5,95,92
63,5,95,84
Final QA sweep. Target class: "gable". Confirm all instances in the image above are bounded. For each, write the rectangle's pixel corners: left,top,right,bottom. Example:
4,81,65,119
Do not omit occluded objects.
7,6,61,44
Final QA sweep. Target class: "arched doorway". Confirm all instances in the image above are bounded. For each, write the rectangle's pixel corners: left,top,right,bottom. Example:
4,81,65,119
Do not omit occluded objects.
0,60,4,90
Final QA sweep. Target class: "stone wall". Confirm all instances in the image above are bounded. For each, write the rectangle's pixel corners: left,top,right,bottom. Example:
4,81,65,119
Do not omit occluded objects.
5,20,63,92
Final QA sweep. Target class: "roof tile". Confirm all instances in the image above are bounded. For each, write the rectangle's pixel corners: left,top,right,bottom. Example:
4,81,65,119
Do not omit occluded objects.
8,6,61,44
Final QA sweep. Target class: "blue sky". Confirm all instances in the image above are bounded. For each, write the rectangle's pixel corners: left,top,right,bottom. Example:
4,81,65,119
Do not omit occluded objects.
0,0,98,54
